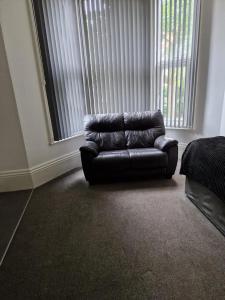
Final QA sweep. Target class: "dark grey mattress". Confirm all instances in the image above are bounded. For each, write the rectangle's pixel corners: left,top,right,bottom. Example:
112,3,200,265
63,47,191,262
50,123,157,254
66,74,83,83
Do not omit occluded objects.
180,136,225,202
185,177,225,237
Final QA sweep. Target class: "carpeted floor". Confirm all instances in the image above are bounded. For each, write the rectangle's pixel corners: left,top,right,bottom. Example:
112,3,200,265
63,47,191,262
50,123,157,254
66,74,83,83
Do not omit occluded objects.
0,168,225,299
0,190,31,262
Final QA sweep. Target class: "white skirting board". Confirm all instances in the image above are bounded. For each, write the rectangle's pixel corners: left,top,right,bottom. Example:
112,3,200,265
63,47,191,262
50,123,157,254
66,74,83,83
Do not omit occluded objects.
0,143,186,192
0,169,33,192
0,150,81,192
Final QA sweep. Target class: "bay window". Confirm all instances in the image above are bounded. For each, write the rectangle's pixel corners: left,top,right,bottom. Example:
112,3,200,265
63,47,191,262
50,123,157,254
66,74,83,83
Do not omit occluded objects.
32,0,201,141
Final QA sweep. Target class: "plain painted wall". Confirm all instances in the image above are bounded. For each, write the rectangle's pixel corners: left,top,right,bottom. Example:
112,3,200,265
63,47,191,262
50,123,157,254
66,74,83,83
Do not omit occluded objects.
0,25,28,171
200,0,225,137
0,0,225,173
220,92,225,135
167,0,225,142
0,0,84,170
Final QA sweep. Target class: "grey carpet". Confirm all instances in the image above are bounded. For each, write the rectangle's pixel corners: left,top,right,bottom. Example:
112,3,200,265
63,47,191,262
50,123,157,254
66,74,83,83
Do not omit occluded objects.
0,169,225,299
0,190,31,261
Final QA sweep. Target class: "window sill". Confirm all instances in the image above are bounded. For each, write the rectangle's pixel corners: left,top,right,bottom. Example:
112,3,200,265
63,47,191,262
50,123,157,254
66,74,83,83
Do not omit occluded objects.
49,127,194,145
49,131,84,145
165,127,194,131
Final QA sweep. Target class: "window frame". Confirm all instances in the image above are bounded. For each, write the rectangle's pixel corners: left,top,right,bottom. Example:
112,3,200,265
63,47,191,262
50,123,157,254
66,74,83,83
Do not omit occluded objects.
28,0,200,144
27,0,84,144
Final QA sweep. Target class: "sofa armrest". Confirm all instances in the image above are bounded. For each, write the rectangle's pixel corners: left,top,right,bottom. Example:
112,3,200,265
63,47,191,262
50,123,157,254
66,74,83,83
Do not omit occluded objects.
79,141,99,157
154,135,178,152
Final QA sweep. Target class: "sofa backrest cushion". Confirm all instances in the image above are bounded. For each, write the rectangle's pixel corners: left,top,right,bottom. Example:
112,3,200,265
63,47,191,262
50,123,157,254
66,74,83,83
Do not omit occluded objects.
84,113,126,150
84,110,165,150
124,110,165,148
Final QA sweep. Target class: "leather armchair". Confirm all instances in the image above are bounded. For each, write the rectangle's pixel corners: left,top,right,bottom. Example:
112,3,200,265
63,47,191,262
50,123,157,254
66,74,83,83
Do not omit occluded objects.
80,110,178,183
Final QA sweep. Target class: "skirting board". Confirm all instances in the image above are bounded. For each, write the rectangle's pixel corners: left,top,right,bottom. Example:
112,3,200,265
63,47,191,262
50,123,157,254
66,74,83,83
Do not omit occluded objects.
0,144,186,192
31,150,81,188
0,169,33,192
0,150,81,192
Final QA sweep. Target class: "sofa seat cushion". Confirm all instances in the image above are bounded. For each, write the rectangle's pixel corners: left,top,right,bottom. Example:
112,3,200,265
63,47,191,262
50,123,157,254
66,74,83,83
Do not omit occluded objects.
128,148,168,169
92,150,130,171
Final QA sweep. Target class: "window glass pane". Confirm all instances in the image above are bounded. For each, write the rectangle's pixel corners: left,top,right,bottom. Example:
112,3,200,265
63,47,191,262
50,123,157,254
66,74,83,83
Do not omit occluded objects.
33,0,201,140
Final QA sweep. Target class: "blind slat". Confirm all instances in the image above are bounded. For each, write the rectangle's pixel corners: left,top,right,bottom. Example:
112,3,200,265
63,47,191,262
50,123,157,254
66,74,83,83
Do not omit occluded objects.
33,0,201,140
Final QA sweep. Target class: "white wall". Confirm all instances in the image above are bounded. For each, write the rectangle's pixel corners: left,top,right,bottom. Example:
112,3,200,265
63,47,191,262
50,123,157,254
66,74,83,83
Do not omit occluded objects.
0,0,83,190
0,0,84,168
200,0,225,137
168,0,225,143
0,25,28,171
0,0,225,190
220,92,225,135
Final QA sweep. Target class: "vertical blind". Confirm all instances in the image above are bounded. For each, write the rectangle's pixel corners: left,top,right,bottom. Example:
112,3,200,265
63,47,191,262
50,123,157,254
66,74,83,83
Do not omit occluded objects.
32,0,201,141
